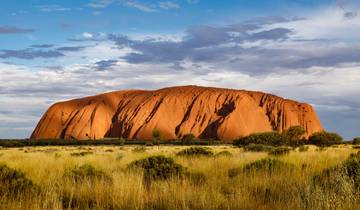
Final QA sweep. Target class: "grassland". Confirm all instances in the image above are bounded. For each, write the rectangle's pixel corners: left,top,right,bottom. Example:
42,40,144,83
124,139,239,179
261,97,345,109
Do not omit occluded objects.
0,145,359,210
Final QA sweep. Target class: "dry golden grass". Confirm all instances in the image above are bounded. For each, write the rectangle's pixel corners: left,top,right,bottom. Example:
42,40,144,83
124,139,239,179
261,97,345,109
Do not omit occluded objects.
0,145,358,210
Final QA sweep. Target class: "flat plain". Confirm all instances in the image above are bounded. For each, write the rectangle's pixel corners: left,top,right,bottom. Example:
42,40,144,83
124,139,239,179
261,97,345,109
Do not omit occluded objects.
0,145,358,210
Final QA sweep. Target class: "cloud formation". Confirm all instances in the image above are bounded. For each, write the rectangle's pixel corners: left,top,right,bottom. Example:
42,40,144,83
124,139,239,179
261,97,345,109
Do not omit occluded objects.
1,4,360,139
88,0,181,12
0,26,34,34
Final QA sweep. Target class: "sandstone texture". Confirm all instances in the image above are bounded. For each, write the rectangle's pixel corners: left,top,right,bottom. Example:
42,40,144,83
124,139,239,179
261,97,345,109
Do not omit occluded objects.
31,86,323,141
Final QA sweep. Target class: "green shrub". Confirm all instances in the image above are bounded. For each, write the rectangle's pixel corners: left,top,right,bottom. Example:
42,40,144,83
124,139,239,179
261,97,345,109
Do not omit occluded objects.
215,150,233,157
343,152,360,190
68,164,111,182
152,129,161,141
0,164,34,195
228,158,293,178
176,147,214,157
128,155,185,181
309,131,343,146
233,132,285,147
181,133,196,145
353,145,360,149
353,137,360,145
298,145,309,152
242,158,293,174
119,137,126,146
268,147,291,156
145,142,154,147
281,126,305,144
243,144,274,152
308,152,360,207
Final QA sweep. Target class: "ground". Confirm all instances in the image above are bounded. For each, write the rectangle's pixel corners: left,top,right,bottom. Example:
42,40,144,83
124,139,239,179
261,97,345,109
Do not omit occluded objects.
0,145,358,210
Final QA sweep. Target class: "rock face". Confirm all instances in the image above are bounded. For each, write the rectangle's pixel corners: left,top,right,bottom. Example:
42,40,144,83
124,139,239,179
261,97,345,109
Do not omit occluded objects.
31,86,323,141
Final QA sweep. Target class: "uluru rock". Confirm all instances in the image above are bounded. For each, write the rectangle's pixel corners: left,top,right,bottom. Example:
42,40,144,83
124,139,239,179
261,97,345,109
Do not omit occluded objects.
31,85,323,141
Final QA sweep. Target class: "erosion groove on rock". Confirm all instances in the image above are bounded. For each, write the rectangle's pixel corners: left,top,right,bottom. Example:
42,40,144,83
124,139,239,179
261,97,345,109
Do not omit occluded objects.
31,86,323,141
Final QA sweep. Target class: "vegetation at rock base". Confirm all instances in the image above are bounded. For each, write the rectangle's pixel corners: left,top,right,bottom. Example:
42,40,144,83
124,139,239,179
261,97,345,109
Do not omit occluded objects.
233,132,285,146
181,133,196,145
0,145,358,209
353,137,360,145
308,131,343,146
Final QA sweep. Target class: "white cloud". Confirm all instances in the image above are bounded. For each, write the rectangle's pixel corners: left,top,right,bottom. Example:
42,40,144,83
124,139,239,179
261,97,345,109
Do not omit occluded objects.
82,32,94,38
159,1,180,10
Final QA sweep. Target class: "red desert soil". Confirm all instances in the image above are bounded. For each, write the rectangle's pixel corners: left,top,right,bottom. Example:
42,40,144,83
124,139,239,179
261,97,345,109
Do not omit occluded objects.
31,85,323,141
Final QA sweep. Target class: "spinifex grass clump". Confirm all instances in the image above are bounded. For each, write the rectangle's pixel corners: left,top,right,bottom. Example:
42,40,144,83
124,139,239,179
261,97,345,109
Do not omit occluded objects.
298,145,309,152
215,150,233,157
268,147,291,156
243,144,274,152
68,164,112,182
304,151,360,209
228,158,293,178
0,164,34,195
128,155,186,181
176,147,214,156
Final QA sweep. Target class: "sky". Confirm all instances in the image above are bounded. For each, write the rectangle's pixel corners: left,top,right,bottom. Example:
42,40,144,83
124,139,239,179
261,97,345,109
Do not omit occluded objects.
0,0,359,139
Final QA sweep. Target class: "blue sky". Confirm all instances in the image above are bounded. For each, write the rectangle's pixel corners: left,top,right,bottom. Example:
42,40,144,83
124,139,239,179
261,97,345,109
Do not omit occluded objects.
1,0,360,139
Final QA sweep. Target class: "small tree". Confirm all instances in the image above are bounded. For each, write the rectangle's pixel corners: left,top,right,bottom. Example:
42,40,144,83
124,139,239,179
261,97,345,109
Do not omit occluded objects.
152,129,161,141
353,137,360,145
309,131,343,146
182,133,195,145
282,126,305,143
118,137,125,146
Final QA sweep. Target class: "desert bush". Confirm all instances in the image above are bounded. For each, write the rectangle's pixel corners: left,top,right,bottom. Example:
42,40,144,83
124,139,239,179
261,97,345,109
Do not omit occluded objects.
67,164,111,182
152,129,161,141
309,131,343,146
0,164,34,195
176,147,214,157
181,133,196,145
70,151,93,156
118,137,126,145
242,158,293,174
353,137,360,145
243,144,274,152
343,151,360,190
305,152,360,208
228,158,293,178
215,150,233,157
298,145,309,152
105,149,114,152
145,142,154,146
233,132,286,146
268,147,291,156
281,126,305,144
128,155,185,181
353,145,360,149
